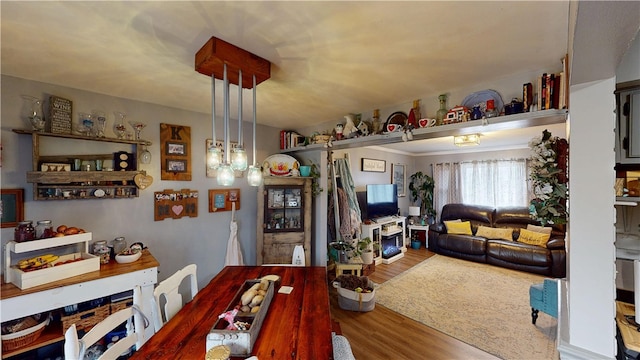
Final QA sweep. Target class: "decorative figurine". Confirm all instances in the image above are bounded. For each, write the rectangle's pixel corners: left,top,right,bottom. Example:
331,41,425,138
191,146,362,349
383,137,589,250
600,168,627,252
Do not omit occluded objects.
342,114,358,138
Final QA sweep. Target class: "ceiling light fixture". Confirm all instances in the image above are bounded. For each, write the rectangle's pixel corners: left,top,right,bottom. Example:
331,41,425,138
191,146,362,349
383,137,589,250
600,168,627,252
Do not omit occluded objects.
196,37,271,187
454,134,480,146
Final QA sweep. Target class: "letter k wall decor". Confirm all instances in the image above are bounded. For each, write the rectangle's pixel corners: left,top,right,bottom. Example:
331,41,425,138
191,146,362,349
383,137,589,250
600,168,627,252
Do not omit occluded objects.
160,123,192,181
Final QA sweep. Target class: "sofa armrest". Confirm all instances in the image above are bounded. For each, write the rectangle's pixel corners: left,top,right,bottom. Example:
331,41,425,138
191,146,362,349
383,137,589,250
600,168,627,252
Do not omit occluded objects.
546,237,565,250
429,223,446,234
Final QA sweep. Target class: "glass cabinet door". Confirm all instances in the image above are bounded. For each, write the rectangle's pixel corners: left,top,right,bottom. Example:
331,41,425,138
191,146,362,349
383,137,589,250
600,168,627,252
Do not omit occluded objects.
264,185,304,232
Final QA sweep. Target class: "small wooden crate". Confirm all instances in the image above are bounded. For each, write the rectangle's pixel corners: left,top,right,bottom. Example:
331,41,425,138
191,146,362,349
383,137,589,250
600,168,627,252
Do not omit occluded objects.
8,252,99,290
206,279,274,356
61,304,110,333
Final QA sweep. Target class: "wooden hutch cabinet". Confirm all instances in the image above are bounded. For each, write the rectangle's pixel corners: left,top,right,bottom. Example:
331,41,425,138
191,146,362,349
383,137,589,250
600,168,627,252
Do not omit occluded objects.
256,177,311,266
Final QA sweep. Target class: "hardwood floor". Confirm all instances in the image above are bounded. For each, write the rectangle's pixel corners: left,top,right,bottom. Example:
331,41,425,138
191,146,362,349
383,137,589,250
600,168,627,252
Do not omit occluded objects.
329,247,500,360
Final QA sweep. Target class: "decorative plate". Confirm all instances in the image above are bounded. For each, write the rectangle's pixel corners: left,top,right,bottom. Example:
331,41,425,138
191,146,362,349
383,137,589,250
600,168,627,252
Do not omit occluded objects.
93,189,105,198
262,154,300,177
461,89,505,114
384,111,408,133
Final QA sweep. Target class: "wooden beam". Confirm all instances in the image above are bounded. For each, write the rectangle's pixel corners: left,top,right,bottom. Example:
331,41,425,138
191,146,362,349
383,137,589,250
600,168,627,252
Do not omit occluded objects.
195,37,271,88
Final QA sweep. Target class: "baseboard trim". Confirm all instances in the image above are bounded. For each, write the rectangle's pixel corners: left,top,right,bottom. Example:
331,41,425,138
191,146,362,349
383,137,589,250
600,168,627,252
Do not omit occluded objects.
558,339,613,360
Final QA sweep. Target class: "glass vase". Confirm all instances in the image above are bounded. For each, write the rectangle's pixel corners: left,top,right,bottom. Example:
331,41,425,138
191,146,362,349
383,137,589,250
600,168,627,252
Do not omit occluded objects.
113,111,127,139
21,95,45,132
436,94,448,126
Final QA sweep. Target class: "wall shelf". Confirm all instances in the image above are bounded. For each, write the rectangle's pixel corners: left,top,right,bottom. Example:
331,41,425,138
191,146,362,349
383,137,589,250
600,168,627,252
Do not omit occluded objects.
13,129,151,200
282,109,567,153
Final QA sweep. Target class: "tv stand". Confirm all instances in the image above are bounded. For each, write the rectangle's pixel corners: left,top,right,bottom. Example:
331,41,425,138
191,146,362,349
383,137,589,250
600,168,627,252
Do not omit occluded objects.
362,216,406,265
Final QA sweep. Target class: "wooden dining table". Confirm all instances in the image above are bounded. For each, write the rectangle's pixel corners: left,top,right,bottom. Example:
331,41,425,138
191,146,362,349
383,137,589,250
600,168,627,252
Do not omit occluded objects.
130,265,333,360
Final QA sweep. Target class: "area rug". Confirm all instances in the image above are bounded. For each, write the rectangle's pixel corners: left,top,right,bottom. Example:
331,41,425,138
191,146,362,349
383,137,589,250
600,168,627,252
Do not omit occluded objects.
375,255,558,360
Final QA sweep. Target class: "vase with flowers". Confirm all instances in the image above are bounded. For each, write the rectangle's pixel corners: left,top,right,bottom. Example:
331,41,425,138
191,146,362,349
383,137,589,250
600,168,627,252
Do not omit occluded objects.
528,129,568,225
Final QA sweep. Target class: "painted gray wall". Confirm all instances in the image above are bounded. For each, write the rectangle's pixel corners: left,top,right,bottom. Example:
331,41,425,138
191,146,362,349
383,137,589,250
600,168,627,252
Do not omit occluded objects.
1,75,281,288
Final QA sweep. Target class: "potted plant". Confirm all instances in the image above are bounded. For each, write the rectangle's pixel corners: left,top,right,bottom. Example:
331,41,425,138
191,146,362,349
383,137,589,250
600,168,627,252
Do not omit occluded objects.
356,237,379,265
408,171,436,224
329,241,355,263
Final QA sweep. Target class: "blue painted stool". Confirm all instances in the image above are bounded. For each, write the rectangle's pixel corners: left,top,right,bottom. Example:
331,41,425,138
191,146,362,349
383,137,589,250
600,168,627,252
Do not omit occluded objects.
529,278,558,324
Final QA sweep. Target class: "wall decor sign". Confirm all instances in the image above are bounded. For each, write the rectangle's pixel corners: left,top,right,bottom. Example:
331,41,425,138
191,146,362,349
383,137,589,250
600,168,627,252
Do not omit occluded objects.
160,123,192,181
154,188,198,221
208,189,241,212
392,163,406,197
361,158,386,173
1,189,24,228
205,139,242,178
48,95,73,134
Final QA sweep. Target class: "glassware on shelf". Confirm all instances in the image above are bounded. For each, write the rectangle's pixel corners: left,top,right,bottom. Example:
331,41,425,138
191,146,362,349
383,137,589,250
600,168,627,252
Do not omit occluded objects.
77,112,94,136
139,144,152,164
436,94,448,125
21,95,45,132
128,121,146,140
114,111,127,139
93,110,107,137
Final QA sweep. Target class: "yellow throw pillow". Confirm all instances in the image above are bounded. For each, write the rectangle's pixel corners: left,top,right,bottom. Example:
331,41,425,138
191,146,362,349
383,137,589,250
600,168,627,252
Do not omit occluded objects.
526,224,552,235
518,228,551,247
444,220,472,235
476,226,514,241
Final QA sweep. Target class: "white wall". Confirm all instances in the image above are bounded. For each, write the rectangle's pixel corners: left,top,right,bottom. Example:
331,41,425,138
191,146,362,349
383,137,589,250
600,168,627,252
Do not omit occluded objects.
1,75,282,288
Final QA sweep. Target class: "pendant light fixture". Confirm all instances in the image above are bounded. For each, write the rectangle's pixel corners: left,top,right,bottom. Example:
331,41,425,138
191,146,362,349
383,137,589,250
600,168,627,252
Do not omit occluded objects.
231,69,248,171
207,74,222,171
216,63,235,186
247,74,263,186
195,37,271,187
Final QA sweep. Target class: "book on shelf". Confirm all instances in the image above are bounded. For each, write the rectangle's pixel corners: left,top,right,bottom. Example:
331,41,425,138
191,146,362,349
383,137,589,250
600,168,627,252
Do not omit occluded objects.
279,130,306,149
535,71,566,111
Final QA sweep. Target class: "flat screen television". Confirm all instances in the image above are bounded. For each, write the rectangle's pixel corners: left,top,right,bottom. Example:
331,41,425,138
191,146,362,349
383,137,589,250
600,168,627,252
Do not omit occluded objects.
364,184,398,220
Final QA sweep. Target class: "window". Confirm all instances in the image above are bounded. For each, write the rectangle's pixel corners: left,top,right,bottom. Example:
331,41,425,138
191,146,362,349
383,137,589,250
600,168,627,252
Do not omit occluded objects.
433,159,529,218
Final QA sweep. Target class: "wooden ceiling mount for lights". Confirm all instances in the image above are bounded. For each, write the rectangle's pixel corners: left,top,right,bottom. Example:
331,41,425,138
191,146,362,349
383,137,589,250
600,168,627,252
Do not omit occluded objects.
195,37,271,87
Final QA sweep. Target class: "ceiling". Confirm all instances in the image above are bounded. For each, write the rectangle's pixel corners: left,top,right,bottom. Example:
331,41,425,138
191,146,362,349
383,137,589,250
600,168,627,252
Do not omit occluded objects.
1,1,573,154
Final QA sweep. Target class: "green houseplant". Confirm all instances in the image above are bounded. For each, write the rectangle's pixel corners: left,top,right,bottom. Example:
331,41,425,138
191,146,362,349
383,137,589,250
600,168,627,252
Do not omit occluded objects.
356,237,380,265
408,171,436,224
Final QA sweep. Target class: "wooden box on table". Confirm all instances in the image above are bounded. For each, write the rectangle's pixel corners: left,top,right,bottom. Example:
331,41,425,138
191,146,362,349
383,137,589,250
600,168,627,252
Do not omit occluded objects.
206,279,275,356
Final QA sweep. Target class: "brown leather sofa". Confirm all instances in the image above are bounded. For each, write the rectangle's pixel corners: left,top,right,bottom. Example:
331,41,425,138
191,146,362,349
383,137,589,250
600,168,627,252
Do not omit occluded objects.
427,203,566,278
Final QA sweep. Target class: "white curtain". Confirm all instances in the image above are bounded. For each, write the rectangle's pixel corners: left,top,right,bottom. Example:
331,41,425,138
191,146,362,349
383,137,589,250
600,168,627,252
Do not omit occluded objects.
433,159,529,219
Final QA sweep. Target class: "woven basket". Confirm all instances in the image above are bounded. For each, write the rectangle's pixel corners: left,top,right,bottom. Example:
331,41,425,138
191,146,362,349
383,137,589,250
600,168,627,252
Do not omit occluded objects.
61,304,110,333
110,298,133,314
1,315,50,352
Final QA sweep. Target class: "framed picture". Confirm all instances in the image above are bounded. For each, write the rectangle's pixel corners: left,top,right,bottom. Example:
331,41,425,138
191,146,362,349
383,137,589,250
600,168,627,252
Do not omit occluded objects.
166,159,187,172
392,164,406,197
166,142,187,155
160,123,192,181
361,158,386,173
1,189,25,228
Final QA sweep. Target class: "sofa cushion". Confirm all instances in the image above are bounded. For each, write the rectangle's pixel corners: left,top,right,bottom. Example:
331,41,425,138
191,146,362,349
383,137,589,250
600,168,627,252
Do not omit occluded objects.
437,234,486,255
518,228,551,247
526,224,552,235
440,204,495,226
444,220,472,235
476,226,514,241
486,240,552,267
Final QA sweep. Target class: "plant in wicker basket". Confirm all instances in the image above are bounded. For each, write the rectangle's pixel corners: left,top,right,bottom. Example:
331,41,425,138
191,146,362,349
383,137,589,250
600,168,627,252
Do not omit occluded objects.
334,274,374,293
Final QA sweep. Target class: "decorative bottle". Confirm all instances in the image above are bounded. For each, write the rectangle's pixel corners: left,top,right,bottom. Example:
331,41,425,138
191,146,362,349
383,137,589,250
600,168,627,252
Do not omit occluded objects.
372,109,381,134
436,94,448,125
485,99,498,118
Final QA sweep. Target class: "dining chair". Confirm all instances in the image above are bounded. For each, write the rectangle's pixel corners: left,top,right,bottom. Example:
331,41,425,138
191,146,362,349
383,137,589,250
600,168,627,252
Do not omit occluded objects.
152,263,198,332
64,289,149,360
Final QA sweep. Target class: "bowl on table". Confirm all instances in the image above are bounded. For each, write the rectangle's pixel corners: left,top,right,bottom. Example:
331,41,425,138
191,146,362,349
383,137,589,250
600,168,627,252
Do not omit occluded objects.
115,249,142,264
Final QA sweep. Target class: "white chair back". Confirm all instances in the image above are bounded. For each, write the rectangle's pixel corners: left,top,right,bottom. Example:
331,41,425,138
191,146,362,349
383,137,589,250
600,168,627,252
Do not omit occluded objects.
64,288,148,360
152,263,198,332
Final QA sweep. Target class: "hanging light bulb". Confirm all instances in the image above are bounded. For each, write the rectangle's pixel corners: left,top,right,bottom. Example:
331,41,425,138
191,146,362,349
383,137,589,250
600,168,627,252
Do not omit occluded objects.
217,63,235,186
247,74,263,186
207,74,222,171
231,70,248,171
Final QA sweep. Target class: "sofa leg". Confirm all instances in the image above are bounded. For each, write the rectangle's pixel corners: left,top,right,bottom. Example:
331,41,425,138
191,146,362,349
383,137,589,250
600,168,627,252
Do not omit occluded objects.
531,308,539,324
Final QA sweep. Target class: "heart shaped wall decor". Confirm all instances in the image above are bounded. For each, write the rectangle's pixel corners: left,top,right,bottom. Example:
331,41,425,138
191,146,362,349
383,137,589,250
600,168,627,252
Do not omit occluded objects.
172,205,184,215
134,174,154,190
